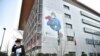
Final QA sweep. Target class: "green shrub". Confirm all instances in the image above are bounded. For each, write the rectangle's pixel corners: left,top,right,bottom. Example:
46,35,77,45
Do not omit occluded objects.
36,53,57,56
64,54,69,56
36,53,44,56
0,52,7,56
44,53,50,56
51,53,57,56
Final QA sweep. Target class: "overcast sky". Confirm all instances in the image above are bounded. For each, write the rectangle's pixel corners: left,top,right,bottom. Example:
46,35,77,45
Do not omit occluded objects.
78,0,100,14
0,0,100,54
0,0,22,52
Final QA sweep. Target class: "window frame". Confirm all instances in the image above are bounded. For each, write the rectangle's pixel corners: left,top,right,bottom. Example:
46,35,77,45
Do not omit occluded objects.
65,23,73,29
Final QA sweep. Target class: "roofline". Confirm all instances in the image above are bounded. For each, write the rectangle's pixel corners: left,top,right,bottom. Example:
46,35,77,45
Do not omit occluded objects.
18,0,100,30
18,0,24,30
18,0,35,30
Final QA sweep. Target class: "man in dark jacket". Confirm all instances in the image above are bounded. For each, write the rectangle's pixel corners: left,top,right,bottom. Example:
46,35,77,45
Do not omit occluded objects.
12,39,25,56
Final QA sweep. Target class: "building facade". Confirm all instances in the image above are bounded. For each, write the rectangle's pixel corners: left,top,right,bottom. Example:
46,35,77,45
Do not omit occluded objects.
19,0,100,56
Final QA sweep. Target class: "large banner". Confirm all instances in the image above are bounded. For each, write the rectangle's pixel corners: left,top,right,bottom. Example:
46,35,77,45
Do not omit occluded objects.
43,10,64,38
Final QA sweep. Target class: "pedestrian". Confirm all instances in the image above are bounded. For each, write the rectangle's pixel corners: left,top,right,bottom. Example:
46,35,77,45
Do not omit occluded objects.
12,39,25,56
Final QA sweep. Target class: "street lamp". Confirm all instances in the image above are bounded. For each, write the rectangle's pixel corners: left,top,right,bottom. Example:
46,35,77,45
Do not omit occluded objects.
0,28,6,51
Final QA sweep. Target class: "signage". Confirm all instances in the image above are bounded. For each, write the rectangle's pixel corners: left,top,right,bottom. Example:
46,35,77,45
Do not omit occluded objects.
45,12,61,31
86,38,100,45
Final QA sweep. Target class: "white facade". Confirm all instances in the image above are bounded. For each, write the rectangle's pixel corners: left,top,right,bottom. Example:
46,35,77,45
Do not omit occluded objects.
24,0,100,56
40,0,100,56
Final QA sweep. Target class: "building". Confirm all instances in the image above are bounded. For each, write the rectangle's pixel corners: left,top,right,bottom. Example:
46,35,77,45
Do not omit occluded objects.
18,0,100,56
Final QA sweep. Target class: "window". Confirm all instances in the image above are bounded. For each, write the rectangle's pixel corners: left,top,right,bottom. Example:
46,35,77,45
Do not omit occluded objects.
37,34,41,40
37,0,42,24
84,27,100,36
39,0,43,5
82,19,100,29
65,23,72,29
64,13,71,19
38,0,43,13
63,4,70,10
39,5,42,13
67,36,74,41
37,24,42,33
80,11,100,23
38,14,42,24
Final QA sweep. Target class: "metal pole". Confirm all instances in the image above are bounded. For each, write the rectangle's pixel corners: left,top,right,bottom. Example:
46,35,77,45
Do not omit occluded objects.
0,28,6,51
58,31,62,56
7,40,10,56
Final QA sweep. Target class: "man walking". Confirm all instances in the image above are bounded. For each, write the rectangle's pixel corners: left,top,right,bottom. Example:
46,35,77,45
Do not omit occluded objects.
12,39,25,56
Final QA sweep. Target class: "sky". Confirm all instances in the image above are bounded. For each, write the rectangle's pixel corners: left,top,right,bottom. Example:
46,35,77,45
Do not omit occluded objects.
0,0,100,54
78,0,100,14
0,0,22,53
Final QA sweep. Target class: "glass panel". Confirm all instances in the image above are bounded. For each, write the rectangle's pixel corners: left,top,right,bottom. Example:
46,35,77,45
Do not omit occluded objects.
38,14,42,23
37,24,42,33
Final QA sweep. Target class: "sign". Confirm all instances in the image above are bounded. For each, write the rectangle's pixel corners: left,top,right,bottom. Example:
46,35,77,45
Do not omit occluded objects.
45,12,61,31
86,38,100,45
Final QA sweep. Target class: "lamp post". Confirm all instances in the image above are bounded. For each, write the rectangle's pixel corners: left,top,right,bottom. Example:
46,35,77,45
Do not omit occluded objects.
0,28,6,51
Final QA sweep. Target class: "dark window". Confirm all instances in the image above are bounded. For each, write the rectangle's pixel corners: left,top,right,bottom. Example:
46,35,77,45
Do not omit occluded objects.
39,0,43,5
66,23,72,29
63,4,70,10
38,14,42,24
37,24,42,33
37,34,41,40
64,13,71,19
67,36,74,41
39,5,42,13
38,0,43,13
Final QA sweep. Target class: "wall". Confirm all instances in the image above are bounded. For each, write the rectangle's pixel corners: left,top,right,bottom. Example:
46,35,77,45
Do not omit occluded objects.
41,0,100,56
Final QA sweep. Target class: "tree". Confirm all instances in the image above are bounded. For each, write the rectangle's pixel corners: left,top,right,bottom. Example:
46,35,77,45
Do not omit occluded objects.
0,51,7,56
